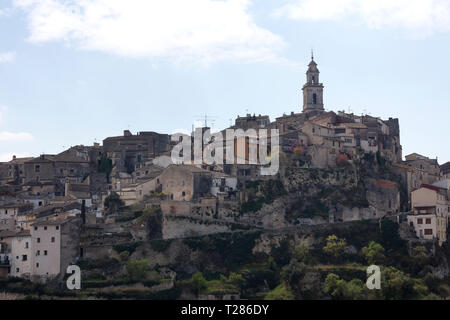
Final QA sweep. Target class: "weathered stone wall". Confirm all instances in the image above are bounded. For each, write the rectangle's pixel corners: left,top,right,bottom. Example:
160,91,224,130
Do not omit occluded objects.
162,215,235,239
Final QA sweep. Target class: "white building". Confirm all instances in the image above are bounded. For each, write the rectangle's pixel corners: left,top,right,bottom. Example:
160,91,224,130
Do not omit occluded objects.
30,216,80,281
407,212,447,246
10,231,31,278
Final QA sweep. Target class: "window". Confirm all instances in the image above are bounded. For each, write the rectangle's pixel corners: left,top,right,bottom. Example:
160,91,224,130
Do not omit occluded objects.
22,255,27,261
417,218,423,224
44,226,47,230
16,268,19,273
56,226,59,230
37,238,40,243
182,191,186,197
25,242,29,249
34,226,38,231
36,250,40,256
44,250,47,256
36,263,39,268
35,165,40,173
426,218,431,224
424,229,433,235
313,93,317,105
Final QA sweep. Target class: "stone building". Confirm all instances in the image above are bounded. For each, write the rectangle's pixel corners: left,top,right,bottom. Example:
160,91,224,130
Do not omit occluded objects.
157,165,213,201
0,156,34,186
441,162,450,179
23,153,91,187
232,114,271,130
103,130,172,174
0,203,33,232
404,153,440,185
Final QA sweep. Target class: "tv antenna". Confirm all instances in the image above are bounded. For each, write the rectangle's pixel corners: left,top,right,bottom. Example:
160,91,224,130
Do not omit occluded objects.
194,114,218,128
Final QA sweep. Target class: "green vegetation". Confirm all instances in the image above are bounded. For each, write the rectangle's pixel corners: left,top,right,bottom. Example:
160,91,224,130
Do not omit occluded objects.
264,284,294,300
323,235,347,258
104,192,125,214
98,154,113,182
150,239,173,252
115,211,143,222
323,273,365,300
241,180,287,213
361,241,385,265
126,258,149,282
113,241,143,255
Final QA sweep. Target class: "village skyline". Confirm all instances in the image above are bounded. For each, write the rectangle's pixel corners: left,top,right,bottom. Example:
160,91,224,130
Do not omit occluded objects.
1,1,450,163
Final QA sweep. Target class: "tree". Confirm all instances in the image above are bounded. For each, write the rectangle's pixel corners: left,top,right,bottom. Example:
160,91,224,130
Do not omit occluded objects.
323,235,347,258
411,246,430,269
280,259,306,289
380,219,404,249
98,154,113,182
119,251,130,262
227,272,246,291
323,273,365,300
293,242,310,262
361,241,385,265
264,284,294,300
104,192,124,214
190,272,208,295
381,266,415,300
126,258,148,282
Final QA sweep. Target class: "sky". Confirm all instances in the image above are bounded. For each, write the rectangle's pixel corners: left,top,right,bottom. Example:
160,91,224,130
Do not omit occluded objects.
0,0,449,163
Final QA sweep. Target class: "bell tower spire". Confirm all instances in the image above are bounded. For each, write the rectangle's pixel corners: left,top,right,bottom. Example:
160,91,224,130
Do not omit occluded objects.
302,53,324,113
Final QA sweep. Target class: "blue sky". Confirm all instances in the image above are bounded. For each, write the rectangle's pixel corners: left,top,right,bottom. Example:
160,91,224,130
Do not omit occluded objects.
0,0,449,163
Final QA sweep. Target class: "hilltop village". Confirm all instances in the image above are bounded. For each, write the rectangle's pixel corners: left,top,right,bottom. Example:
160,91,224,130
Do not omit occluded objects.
1,57,449,299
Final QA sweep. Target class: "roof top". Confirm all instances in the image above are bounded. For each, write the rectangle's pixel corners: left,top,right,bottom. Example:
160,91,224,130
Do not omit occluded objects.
420,184,446,193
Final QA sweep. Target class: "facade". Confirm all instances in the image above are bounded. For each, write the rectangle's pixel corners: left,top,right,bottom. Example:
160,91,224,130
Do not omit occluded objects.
440,162,450,179
10,231,32,278
411,184,449,219
23,153,91,186
157,165,214,201
407,212,447,246
0,203,33,232
0,156,34,186
232,114,271,130
103,130,172,174
30,217,81,281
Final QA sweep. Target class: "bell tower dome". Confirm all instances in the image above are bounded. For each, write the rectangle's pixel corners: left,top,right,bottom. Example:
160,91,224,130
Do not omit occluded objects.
302,52,324,113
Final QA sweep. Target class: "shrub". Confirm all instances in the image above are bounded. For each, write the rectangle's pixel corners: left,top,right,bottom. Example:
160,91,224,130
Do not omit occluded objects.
361,241,385,265
126,258,148,282
323,235,347,258
264,284,294,300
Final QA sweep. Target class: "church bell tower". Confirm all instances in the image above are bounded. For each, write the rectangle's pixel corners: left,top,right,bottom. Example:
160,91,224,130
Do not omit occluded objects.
302,52,324,113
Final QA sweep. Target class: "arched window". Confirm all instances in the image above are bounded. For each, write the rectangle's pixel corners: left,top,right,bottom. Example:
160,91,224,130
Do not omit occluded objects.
313,93,317,104
312,76,315,84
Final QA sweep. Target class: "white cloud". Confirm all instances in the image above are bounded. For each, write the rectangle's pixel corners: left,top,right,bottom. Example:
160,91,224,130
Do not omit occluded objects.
14,0,286,64
0,152,31,162
274,0,450,34
0,51,15,63
0,131,34,142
